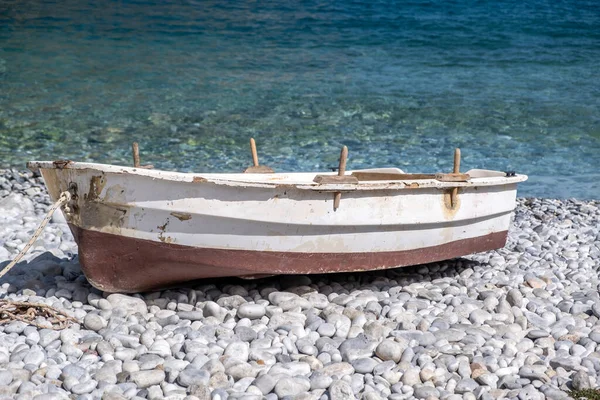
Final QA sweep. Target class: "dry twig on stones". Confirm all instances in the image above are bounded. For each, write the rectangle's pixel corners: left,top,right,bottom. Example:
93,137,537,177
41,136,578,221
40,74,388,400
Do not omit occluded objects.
0,299,79,330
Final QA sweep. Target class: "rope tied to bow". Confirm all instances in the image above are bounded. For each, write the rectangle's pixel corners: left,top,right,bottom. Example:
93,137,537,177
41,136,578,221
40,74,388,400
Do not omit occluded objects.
0,191,71,279
0,191,79,330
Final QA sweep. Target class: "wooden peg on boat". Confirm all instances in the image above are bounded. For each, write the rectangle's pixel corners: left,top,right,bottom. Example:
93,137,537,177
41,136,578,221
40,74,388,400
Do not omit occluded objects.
131,142,154,169
244,138,274,173
453,148,461,174
132,142,141,168
251,138,259,167
451,148,460,207
333,146,348,211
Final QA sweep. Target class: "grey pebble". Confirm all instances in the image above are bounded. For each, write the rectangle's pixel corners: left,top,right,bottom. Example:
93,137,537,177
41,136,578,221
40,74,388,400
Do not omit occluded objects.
318,323,336,337
225,362,257,380
0,370,13,385
234,326,258,342
224,342,249,362
589,331,600,343
351,358,379,374
549,357,580,371
237,304,266,319
274,377,311,397
329,379,356,400
177,368,210,387
61,364,87,380
106,294,147,316
177,311,204,321
4,321,27,334
253,374,278,395
130,369,166,388
95,366,118,384
83,313,107,331
527,329,549,339
506,289,523,307
470,309,492,325
476,373,498,388
23,349,45,366
413,386,440,399
339,334,377,362
71,380,97,394
571,370,591,390
434,329,465,342
310,372,333,390
455,378,479,393
375,340,404,362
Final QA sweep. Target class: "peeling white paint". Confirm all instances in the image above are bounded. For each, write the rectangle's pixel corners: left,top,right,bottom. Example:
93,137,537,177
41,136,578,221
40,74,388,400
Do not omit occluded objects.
33,161,527,254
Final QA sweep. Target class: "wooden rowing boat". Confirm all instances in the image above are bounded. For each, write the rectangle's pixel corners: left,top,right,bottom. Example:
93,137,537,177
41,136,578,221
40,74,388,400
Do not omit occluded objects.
28,142,527,293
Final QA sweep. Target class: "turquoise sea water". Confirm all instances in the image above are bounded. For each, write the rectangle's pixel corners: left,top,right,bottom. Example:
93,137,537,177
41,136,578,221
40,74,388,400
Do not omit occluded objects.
1,0,599,198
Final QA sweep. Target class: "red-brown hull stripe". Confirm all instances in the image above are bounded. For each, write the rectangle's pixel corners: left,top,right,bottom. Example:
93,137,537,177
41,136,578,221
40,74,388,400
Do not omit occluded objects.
69,225,507,293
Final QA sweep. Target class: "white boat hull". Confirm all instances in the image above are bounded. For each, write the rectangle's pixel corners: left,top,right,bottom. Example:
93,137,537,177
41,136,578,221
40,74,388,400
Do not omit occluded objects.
29,161,526,292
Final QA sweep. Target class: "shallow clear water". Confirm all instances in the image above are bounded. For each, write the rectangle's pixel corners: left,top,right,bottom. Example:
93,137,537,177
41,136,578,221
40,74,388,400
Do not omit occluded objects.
1,0,599,198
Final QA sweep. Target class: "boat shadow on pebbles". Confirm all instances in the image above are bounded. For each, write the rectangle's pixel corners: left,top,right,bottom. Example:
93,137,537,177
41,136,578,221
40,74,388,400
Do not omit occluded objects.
0,251,87,301
0,248,480,307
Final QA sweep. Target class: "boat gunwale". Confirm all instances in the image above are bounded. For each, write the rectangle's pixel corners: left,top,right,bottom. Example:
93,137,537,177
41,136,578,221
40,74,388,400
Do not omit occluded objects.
27,160,528,191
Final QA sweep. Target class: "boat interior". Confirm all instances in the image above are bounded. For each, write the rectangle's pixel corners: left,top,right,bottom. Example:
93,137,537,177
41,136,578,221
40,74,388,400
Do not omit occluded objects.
28,138,524,188
193,168,512,185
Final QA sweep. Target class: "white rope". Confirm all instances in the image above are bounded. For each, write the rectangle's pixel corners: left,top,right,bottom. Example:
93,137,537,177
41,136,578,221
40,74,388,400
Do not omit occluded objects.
0,191,72,279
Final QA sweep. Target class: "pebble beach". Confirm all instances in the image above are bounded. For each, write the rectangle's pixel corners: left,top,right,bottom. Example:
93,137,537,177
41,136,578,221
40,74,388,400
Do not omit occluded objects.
0,168,599,400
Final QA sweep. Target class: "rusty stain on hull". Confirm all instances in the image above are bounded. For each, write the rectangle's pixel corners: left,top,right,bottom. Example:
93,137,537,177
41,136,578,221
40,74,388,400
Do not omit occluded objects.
52,160,73,169
157,219,173,243
69,176,129,231
80,203,128,231
170,212,192,221
86,175,106,201
442,188,461,219
70,225,508,293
